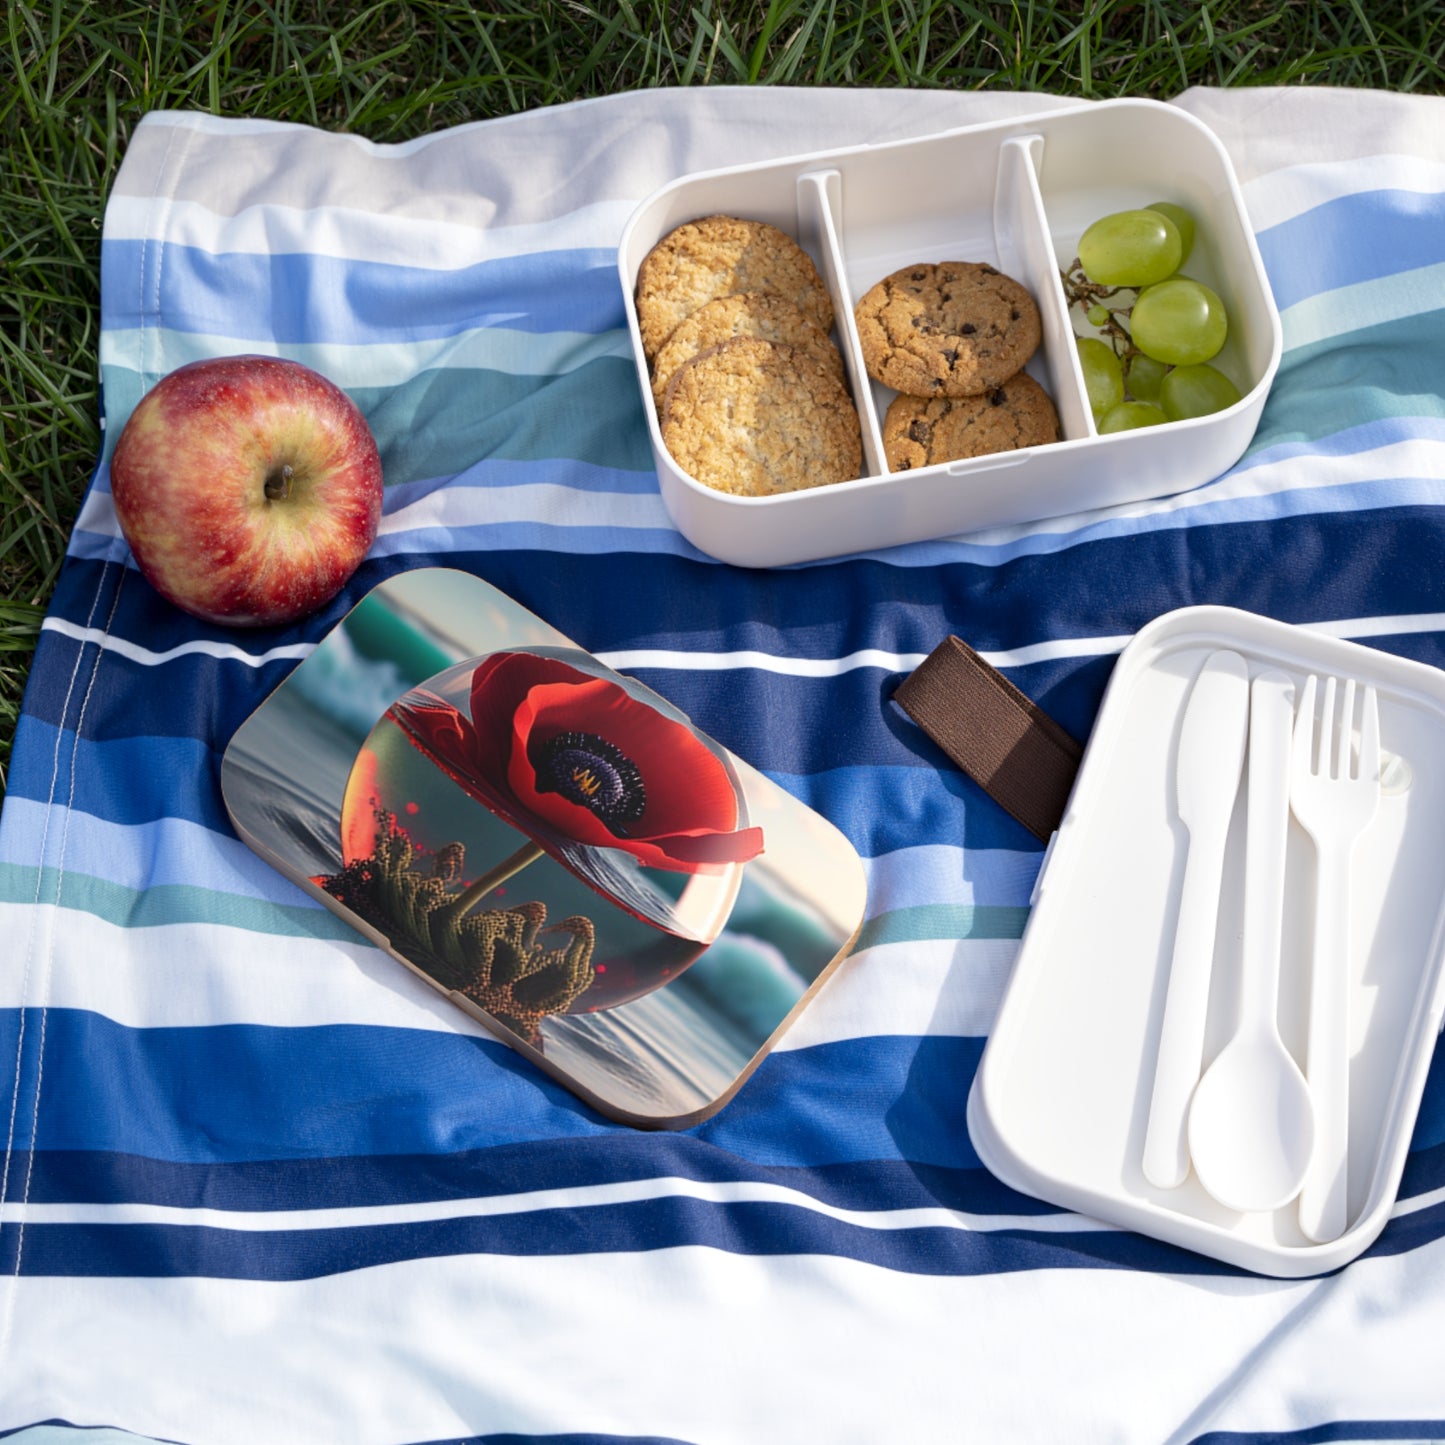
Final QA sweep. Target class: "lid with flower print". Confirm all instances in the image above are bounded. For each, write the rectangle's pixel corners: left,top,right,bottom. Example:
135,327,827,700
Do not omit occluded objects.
221,568,867,1128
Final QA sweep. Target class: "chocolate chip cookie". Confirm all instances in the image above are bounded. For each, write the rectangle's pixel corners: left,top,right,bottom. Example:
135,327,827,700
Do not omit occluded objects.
854,262,1041,397
650,291,844,410
882,373,1059,471
660,336,861,497
636,216,835,361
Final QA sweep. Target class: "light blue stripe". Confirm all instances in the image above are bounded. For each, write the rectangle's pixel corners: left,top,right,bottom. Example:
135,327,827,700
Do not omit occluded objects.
860,845,1041,911
0,797,309,905
368,521,706,561
381,457,668,503
0,795,1039,920
100,238,624,343
1255,185,1445,311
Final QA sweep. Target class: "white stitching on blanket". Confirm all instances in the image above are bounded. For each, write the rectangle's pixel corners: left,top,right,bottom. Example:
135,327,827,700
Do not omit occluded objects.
0,556,117,1369
0,565,129,1368
0,113,194,1378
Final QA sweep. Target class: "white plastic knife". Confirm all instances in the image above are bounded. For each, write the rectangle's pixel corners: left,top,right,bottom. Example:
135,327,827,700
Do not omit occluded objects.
1142,649,1251,1189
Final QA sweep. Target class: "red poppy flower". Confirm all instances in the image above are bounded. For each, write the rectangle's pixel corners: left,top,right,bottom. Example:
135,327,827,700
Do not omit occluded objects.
393,650,763,875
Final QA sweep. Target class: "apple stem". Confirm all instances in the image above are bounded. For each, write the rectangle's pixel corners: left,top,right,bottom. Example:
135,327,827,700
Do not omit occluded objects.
265,463,294,502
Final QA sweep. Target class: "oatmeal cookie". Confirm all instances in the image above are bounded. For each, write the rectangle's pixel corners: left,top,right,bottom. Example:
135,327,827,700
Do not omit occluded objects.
854,261,1041,397
882,373,1059,471
636,215,835,360
650,291,844,409
660,336,861,497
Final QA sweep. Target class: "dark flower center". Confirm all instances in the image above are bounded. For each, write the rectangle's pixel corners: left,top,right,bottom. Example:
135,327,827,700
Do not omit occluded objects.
533,730,646,833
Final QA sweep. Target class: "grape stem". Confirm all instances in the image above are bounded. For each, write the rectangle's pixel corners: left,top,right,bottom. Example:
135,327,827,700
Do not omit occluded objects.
1061,258,1139,364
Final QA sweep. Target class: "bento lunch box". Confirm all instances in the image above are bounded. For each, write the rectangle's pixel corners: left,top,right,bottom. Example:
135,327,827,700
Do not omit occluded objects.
617,98,1282,568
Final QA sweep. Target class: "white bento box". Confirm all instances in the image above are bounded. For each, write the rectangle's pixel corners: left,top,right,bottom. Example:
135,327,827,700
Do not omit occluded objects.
968,608,1445,1277
617,98,1282,568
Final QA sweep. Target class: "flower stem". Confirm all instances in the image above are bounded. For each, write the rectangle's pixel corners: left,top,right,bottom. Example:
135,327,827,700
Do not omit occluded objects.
452,839,546,916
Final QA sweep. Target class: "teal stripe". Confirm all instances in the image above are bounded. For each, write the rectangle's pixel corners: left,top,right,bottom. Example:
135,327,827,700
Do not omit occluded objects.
0,861,358,941
0,861,1025,952
854,903,1029,951
353,358,654,482
1250,308,1445,456
100,356,656,484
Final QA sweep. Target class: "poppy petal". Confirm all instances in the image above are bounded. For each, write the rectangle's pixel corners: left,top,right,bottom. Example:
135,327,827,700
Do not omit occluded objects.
514,676,743,837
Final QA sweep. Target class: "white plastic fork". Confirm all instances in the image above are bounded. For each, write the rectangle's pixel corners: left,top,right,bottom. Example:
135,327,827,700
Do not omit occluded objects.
1290,674,1381,1243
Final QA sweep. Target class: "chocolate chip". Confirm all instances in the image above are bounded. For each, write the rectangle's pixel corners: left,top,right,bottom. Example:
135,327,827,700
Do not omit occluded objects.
942,349,958,366
960,323,976,336
989,388,1007,406
909,420,932,443
911,271,926,281
981,265,997,275
1010,308,1020,320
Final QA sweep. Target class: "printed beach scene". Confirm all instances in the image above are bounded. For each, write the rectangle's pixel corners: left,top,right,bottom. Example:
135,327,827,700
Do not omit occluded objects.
221,569,867,1125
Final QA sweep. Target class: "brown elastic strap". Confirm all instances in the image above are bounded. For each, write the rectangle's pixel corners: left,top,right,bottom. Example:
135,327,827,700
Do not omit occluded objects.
893,635,1083,842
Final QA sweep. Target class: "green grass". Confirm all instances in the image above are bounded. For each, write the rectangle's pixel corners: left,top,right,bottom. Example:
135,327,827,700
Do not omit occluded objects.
3,0,1444,795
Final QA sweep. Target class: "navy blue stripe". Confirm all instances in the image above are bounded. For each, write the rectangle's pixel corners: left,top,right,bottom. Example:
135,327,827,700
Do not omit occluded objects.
0,1197,1239,1281
16,1146,1052,1217
0,1009,986,1171
0,1426,685,1445
100,240,625,343
43,503,1445,700
33,606,1445,805
425,1437,694,1445
6,721,232,831
1255,186,1445,311
419,1436,695,1445
1191,1422,1445,1445
420,1436,695,1445
6,1189,1440,1286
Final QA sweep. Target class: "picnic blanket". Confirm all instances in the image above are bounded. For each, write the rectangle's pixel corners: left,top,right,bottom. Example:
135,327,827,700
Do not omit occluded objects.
3,84,1445,1443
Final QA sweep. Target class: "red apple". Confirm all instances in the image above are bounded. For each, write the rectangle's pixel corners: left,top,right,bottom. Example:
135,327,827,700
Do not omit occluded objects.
110,354,384,627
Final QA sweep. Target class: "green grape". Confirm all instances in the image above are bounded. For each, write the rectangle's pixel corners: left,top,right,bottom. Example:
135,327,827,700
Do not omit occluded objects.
1160,363,1242,420
1147,202,1196,264
1077,337,1124,419
1130,277,1228,366
1086,304,1111,327
1098,401,1168,433
1125,353,1168,403
1077,209,1183,288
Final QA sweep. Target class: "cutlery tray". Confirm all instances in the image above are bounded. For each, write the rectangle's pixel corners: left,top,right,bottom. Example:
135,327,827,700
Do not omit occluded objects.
967,606,1445,1276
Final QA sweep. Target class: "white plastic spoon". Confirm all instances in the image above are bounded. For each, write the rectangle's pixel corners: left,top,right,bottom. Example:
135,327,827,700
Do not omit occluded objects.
1188,668,1316,1213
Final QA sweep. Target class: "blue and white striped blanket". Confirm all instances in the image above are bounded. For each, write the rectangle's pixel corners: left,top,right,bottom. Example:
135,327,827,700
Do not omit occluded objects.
3,85,1444,1443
